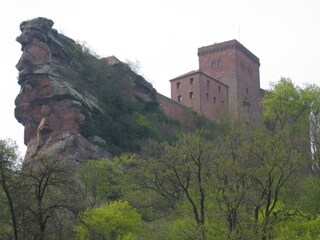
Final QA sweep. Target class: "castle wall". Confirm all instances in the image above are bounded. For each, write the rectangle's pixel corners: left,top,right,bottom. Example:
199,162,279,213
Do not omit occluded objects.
235,48,262,123
170,72,201,113
197,40,262,123
198,73,229,120
157,93,196,128
170,71,229,121
198,42,239,116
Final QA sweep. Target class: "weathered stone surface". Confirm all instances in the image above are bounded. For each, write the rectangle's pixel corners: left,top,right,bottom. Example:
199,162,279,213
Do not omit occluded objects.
15,17,110,162
15,17,200,162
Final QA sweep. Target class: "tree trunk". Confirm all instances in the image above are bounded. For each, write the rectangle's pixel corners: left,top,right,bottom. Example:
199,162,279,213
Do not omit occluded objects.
0,169,19,240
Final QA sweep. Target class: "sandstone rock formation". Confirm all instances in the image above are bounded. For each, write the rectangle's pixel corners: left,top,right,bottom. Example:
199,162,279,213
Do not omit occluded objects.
15,17,112,162
15,17,202,162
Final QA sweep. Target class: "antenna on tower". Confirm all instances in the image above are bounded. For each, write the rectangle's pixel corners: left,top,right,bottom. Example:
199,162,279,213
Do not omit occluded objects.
238,26,241,42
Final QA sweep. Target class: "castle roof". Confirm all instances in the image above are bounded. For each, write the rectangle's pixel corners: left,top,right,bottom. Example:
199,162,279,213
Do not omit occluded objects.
169,70,198,81
169,70,228,88
198,39,260,66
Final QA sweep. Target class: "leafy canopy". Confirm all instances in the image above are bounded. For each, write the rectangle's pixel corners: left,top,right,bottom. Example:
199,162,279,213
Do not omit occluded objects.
75,200,142,240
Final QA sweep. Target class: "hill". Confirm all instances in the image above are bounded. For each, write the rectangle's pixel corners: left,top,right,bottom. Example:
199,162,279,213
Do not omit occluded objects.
15,17,211,162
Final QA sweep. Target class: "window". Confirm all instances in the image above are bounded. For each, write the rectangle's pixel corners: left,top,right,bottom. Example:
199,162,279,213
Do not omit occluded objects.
176,82,180,89
206,93,209,100
189,92,193,99
212,59,223,68
213,97,216,103
246,88,249,94
190,78,194,85
221,100,224,106
212,60,217,68
207,80,210,87
178,95,182,102
218,86,221,93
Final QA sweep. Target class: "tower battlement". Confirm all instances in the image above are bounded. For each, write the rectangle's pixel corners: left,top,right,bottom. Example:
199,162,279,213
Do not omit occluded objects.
198,39,260,66
170,39,263,123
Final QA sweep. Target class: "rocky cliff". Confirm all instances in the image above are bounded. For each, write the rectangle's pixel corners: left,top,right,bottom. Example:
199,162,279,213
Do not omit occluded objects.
15,17,204,162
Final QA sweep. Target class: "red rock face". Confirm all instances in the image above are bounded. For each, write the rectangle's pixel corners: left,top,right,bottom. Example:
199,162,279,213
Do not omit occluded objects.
15,75,82,145
15,17,201,162
15,17,110,162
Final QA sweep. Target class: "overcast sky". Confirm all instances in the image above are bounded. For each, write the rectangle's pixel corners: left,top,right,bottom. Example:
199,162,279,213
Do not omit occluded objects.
1,0,319,155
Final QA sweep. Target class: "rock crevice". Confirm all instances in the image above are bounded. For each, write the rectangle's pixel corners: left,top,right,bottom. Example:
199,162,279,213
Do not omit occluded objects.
15,17,202,162
15,17,110,162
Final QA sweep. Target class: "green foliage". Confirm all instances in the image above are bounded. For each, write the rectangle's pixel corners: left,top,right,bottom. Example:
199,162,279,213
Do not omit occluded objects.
19,157,78,240
299,176,320,217
75,201,142,240
0,139,20,171
262,78,306,130
76,156,134,205
74,57,182,155
301,84,320,173
169,218,205,240
57,41,205,155
138,218,173,240
167,199,231,240
5,76,320,239
247,130,303,238
0,139,20,240
130,113,311,239
274,215,320,240
21,76,320,239
261,78,319,155
262,78,320,171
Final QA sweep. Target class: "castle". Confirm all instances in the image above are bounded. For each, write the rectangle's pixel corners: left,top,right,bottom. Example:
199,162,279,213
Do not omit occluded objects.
15,17,267,162
169,39,264,123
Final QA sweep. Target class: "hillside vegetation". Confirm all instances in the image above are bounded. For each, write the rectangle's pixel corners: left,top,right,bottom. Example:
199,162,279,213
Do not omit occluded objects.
64,43,216,155
2,76,320,238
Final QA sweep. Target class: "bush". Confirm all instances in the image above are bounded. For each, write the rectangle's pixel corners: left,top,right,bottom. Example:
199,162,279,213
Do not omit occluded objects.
75,201,142,240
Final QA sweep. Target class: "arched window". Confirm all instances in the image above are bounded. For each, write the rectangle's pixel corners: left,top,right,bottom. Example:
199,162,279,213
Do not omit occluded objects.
212,60,217,68
213,59,223,68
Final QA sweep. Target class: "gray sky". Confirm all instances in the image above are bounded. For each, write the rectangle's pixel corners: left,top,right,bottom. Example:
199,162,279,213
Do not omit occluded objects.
1,0,319,155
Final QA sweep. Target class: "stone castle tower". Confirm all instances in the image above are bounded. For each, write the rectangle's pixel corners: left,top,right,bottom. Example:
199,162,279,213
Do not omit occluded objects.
170,39,264,123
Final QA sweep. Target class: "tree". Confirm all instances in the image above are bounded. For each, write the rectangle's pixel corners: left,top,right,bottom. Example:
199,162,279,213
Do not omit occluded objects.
20,157,78,240
211,123,253,238
76,158,125,206
133,130,217,239
301,84,320,174
75,200,142,240
274,214,320,240
262,78,307,132
261,77,317,173
298,175,320,217
248,131,302,240
125,59,142,75
131,139,182,210
0,139,20,240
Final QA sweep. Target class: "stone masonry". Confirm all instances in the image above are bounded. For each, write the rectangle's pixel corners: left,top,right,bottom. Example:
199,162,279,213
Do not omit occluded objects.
170,39,264,123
